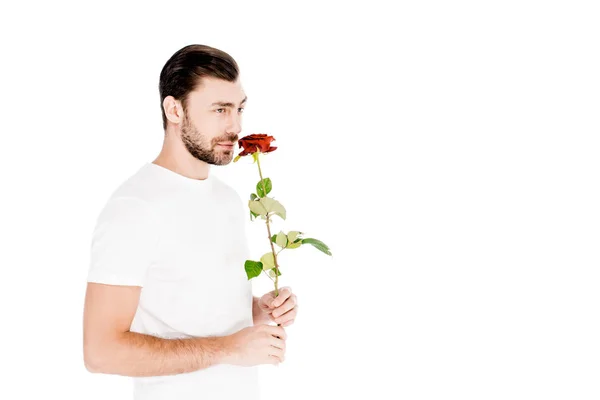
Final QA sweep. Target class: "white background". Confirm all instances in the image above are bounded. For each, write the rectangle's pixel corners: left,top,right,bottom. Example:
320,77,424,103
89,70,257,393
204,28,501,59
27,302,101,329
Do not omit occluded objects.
1,1,598,399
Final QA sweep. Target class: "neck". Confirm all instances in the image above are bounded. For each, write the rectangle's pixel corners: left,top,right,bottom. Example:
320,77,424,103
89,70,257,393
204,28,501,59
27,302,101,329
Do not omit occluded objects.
153,131,210,181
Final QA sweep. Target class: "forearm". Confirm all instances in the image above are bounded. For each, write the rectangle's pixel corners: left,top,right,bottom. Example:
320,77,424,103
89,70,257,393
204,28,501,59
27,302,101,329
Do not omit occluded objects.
252,296,271,325
89,331,228,377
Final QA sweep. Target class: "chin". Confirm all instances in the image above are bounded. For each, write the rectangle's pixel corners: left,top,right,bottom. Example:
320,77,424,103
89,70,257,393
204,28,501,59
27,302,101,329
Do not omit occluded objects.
212,154,233,166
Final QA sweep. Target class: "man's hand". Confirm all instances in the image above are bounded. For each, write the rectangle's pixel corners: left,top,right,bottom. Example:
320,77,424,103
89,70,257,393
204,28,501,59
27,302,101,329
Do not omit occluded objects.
257,286,298,327
221,324,287,367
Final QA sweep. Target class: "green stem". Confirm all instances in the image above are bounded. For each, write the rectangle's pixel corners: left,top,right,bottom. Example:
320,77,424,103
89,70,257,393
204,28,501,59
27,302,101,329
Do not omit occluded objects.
255,151,282,300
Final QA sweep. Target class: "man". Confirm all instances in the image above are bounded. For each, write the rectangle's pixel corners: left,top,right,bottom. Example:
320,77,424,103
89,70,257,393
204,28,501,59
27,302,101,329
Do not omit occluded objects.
83,44,298,400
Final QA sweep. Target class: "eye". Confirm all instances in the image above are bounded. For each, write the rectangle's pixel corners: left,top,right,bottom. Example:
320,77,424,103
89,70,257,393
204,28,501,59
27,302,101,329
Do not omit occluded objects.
216,108,225,113
238,108,244,113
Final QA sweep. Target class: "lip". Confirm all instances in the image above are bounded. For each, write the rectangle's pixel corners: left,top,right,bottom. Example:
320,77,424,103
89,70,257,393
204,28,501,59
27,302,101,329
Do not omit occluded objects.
218,143,234,147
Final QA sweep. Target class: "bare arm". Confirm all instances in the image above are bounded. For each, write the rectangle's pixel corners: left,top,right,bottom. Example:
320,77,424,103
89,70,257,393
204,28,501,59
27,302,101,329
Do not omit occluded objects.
83,282,230,377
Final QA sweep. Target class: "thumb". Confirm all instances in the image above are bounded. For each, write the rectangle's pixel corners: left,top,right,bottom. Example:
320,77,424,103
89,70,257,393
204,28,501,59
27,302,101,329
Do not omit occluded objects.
259,294,275,308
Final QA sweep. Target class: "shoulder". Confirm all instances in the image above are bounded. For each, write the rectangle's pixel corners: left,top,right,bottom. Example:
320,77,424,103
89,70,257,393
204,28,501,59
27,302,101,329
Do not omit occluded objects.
94,195,159,230
98,164,163,212
109,164,158,202
94,166,163,227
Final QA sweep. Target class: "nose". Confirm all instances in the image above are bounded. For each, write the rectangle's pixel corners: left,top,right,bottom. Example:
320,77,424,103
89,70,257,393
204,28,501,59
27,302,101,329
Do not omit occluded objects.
227,113,242,136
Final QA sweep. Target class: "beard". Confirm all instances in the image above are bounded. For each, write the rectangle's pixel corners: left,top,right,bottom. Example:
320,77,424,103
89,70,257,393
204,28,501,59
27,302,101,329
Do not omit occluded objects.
180,112,236,166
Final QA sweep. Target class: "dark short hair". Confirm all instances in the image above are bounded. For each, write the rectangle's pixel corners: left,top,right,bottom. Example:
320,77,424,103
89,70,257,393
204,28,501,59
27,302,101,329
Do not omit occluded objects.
158,44,239,130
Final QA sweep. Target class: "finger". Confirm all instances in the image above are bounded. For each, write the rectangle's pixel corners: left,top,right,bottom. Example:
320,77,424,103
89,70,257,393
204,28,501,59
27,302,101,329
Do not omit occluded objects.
272,294,297,318
264,324,287,340
268,355,281,365
270,356,279,365
261,292,276,302
259,295,275,309
269,336,286,350
273,347,285,362
273,307,298,324
264,289,278,302
269,349,285,364
271,287,292,308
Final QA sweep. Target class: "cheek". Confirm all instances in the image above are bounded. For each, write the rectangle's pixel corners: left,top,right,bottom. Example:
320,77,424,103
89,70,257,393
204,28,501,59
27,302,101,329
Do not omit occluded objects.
206,118,225,135
191,117,216,141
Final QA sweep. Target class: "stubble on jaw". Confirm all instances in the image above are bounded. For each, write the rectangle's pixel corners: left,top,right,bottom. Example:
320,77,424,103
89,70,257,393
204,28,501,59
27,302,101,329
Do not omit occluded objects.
180,115,234,166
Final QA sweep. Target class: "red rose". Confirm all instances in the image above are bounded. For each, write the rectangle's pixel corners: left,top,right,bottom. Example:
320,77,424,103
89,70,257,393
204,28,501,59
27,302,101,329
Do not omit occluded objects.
237,134,277,156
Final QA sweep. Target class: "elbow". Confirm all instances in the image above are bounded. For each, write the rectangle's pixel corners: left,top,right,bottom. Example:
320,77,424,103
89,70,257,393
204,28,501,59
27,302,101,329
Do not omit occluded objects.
84,333,125,374
84,357,100,373
85,360,100,374
84,342,109,374
84,347,101,373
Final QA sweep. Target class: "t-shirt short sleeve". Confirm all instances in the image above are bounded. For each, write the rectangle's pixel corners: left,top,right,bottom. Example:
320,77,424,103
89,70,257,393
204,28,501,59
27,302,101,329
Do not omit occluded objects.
87,196,160,287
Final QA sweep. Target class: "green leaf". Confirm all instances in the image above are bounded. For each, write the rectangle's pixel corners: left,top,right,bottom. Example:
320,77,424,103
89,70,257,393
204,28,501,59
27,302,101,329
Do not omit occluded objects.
244,260,263,280
249,197,286,220
268,267,282,278
301,238,332,256
260,252,275,270
287,231,302,243
287,241,302,249
276,230,288,248
248,199,268,216
250,193,258,201
233,154,241,163
271,234,277,243
256,178,272,198
250,211,258,218
262,197,286,220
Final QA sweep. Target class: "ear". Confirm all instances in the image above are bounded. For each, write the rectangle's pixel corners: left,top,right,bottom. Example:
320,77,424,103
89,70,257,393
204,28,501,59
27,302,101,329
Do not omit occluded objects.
163,96,184,125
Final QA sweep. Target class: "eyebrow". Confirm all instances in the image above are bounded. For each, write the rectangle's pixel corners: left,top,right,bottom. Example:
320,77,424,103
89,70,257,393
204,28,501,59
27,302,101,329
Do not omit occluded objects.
210,96,247,108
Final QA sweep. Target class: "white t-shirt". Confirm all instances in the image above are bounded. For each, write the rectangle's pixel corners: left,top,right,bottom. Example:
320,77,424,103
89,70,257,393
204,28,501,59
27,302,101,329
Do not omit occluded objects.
87,162,260,400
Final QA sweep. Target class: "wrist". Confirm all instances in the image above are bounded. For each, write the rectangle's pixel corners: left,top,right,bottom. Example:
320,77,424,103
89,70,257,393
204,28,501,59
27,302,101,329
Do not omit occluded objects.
213,335,235,366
